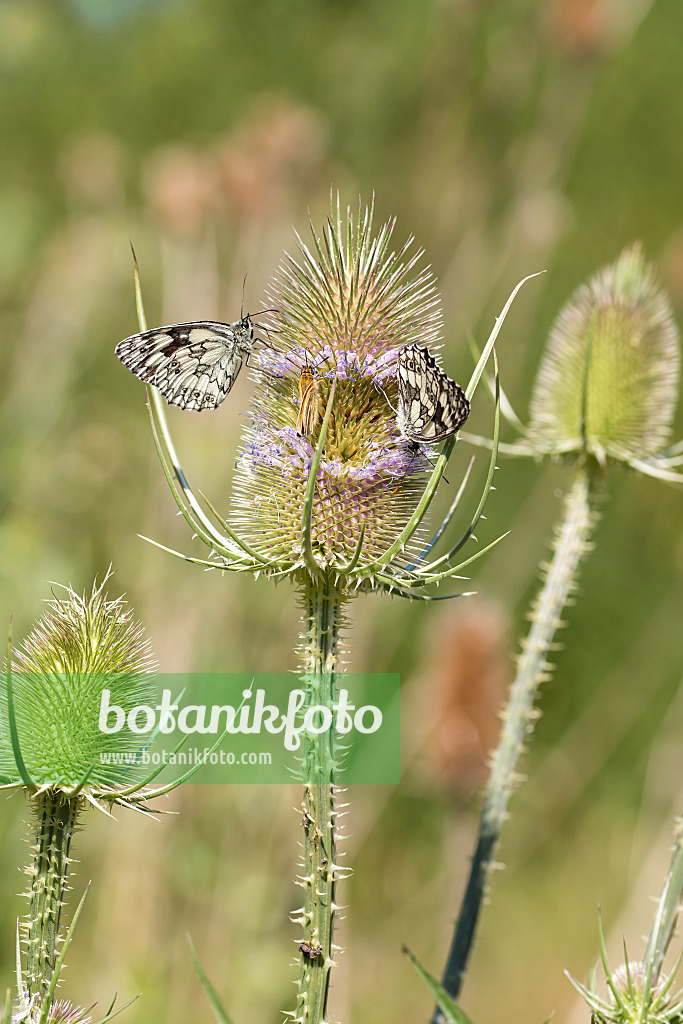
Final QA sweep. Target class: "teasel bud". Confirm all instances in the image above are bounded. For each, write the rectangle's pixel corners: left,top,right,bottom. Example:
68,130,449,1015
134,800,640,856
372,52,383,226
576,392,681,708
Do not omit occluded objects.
567,819,683,1024
2,574,158,1024
43,999,93,1023
568,943,679,1024
2,574,156,789
528,244,680,468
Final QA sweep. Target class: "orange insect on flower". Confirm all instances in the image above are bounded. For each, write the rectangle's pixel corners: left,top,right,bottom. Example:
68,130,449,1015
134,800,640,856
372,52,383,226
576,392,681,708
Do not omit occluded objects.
296,365,322,437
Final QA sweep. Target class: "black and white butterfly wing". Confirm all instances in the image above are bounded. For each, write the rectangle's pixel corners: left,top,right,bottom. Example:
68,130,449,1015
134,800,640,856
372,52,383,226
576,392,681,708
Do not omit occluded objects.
115,317,254,411
396,344,470,444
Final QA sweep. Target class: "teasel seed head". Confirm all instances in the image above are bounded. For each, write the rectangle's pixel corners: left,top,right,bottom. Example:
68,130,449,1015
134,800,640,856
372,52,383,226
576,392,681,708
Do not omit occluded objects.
230,198,443,576
528,244,680,466
1,572,157,790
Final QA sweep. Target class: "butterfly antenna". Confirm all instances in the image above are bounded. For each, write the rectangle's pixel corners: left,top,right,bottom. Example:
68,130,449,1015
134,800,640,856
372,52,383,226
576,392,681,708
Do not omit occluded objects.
241,272,248,318
251,307,280,318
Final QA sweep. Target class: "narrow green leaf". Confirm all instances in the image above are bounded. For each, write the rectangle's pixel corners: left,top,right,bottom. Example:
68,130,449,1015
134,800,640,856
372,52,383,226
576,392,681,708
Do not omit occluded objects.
138,534,241,570
419,350,501,573
131,245,147,333
467,332,529,436
187,934,237,1024
403,946,477,1024
644,818,683,973
465,272,544,402
405,456,475,570
103,989,118,1018
65,764,95,799
336,524,366,573
39,883,91,1024
597,911,624,1011
5,620,34,789
0,990,12,1024
197,490,270,565
117,685,255,800
90,993,140,1024
146,397,235,557
301,378,337,576
370,276,539,576
132,251,258,560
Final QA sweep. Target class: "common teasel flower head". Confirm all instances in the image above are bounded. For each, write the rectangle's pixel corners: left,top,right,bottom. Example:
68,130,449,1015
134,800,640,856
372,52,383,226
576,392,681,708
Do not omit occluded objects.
44,1000,93,1024
0,572,158,797
568,956,683,1024
566,891,683,1024
611,963,664,1002
11,1000,93,1024
147,197,536,598
527,245,681,474
231,198,442,573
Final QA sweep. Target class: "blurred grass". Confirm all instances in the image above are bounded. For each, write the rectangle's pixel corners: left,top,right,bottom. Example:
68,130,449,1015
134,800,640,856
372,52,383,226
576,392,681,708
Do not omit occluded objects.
0,1,682,1023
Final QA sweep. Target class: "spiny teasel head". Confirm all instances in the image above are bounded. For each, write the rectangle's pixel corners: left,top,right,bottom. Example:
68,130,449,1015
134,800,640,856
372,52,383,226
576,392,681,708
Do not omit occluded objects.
569,957,682,1024
147,200,534,598
528,244,680,466
1,572,157,790
11,573,154,678
610,962,664,1004
230,198,446,578
45,1001,92,1024
12,998,94,1024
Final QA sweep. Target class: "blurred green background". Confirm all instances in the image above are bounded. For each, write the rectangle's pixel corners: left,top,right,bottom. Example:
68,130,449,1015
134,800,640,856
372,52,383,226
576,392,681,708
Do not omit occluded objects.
1,1,682,1022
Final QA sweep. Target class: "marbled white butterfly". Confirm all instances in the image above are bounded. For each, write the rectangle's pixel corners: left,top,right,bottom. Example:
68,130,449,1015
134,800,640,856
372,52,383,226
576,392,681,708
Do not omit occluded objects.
115,317,255,411
396,344,470,448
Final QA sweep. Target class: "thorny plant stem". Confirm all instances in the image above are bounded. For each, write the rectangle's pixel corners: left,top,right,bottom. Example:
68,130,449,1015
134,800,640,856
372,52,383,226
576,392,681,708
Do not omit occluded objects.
433,468,600,1021
293,580,344,1024
26,792,79,1017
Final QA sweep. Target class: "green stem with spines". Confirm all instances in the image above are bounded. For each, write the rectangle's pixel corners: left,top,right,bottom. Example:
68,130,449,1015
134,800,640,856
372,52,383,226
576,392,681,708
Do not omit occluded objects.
433,466,601,1020
25,791,80,1016
292,578,344,1024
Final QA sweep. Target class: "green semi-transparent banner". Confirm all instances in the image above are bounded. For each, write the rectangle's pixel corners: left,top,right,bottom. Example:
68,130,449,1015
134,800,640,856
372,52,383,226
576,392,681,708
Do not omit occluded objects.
0,673,400,785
